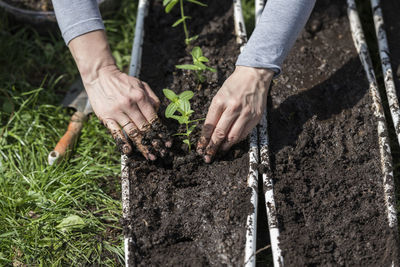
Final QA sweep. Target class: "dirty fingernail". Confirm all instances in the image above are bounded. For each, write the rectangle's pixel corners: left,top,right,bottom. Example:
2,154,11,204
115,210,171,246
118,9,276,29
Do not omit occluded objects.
148,153,157,161
204,155,212,163
123,144,132,155
160,149,166,157
165,140,172,148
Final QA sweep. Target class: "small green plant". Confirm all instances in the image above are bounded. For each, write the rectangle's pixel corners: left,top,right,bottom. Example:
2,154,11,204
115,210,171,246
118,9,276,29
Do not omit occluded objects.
176,46,216,83
163,0,207,45
163,89,203,152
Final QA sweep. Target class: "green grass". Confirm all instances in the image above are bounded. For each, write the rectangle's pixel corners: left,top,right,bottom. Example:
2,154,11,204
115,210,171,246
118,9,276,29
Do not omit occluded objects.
0,1,137,265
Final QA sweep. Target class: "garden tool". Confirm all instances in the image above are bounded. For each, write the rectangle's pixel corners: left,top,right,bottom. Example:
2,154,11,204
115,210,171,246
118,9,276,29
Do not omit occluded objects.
47,77,92,165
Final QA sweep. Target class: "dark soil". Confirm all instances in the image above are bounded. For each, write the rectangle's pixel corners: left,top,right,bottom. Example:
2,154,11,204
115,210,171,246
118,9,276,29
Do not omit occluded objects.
267,0,399,265
3,0,53,11
125,1,252,266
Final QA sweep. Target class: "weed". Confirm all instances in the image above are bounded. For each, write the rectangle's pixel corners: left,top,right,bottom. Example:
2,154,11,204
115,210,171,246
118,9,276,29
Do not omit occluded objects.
176,46,216,83
163,0,206,45
163,89,203,152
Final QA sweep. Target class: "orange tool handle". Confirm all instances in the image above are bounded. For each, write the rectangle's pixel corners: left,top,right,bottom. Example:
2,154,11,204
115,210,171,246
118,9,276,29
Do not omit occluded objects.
48,111,87,165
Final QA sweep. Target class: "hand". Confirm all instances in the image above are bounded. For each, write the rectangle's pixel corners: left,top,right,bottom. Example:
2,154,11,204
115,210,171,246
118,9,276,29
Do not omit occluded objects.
68,30,162,160
197,66,274,163
85,65,162,160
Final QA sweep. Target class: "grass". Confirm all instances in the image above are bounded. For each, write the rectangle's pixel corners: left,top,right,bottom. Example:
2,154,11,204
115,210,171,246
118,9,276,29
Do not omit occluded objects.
0,1,137,265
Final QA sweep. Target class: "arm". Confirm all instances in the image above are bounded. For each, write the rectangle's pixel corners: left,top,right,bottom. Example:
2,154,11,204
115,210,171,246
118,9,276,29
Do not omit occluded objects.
197,0,316,163
52,1,162,160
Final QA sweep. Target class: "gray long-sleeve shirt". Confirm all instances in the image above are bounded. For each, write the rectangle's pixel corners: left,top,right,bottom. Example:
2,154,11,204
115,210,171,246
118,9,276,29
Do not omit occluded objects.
52,0,315,75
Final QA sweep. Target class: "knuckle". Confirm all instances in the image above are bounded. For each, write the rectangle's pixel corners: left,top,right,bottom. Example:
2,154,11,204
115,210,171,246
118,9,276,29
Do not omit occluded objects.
133,90,146,102
242,107,252,117
202,124,214,136
212,96,224,107
119,97,132,108
214,127,226,140
226,134,240,144
228,100,241,112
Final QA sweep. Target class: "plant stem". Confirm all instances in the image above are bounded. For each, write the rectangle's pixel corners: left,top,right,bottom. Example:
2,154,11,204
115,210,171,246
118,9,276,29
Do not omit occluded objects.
186,122,191,152
180,0,189,44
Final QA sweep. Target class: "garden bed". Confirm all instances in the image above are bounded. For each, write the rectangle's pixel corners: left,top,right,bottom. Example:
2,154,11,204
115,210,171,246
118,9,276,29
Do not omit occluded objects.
267,0,399,265
125,0,252,265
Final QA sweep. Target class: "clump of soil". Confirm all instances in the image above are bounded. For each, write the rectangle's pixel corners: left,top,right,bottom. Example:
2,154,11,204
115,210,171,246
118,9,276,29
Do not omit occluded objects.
267,0,399,265
3,0,53,11
126,0,253,265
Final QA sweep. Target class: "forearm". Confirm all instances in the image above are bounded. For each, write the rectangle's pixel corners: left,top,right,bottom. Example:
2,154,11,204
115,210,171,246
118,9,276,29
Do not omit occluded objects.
236,0,316,75
52,0,105,45
68,30,116,84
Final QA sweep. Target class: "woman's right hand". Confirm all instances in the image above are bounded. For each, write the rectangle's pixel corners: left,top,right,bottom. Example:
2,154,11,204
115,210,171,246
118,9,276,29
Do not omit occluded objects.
69,30,163,160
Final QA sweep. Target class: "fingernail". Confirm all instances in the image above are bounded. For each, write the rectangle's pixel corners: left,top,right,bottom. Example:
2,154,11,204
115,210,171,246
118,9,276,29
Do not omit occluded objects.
160,149,166,157
165,140,173,148
148,154,157,161
204,155,212,163
123,144,132,155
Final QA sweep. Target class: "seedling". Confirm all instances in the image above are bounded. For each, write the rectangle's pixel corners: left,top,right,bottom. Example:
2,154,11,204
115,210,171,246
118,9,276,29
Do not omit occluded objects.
163,89,203,152
163,0,207,45
176,46,216,83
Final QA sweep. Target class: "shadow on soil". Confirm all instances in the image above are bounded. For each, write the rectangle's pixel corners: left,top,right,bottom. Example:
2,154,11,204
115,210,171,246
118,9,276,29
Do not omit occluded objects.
268,57,367,154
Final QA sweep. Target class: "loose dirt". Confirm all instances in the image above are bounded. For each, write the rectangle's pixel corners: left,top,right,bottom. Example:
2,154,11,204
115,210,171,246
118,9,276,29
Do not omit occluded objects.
125,1,252,266
267,0,399,265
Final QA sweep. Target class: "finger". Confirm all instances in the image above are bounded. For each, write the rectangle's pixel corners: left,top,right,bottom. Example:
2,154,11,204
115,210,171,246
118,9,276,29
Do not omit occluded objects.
119,116,156,161
204,110,238,163
142,81,161,111
220,116,246,152
239,118,260,142
104,118,132,155
197,98,225,154
125,104,151,132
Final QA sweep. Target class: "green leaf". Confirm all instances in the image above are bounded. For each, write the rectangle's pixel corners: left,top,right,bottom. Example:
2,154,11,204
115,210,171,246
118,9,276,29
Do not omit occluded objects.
173,133,188,136
186,0,207,6
185,35,198,45
179,90,194,100
57,215,85,232
172,16,191,27
179,116,188,124
207,66,217,73
165,0,178,13
170,115,183,123
176,64,202,71
187,124,197,134
191,46,202,59
198,56,209,62
194,61,207,70
178,99,191,113
165,103,178,118
163,88,178,102
183,139,190,145
163,0,172,6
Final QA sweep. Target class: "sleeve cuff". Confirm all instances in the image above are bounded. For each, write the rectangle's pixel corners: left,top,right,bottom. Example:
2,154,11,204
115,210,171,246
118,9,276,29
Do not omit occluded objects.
62,18,105,45
235,58,282,78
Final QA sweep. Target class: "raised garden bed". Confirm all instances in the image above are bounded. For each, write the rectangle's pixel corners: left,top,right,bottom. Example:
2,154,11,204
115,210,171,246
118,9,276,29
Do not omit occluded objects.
124,0,253,265
267,0,399,265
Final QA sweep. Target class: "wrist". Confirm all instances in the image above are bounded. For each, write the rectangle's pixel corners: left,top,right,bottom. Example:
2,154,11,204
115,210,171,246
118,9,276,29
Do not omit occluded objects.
68,30,116,84
235,65,274,79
